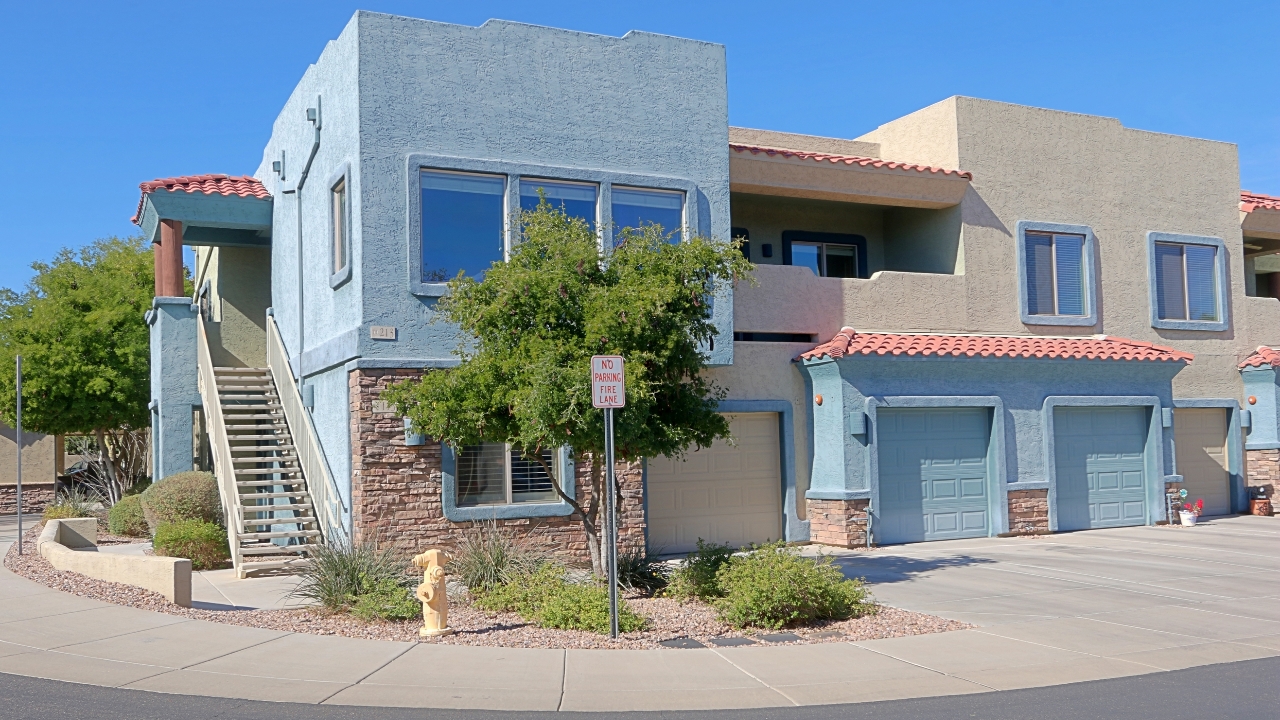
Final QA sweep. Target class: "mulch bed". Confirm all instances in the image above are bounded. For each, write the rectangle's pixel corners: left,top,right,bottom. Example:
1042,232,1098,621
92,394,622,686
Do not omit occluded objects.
5,523,970,649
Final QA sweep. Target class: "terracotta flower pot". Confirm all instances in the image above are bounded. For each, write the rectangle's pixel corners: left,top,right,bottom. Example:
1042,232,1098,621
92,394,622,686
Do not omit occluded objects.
1251,498,1273,516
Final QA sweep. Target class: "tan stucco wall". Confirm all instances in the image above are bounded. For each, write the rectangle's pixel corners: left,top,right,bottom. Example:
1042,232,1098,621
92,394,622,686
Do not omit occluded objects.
0,423,57,485
196,246,272,368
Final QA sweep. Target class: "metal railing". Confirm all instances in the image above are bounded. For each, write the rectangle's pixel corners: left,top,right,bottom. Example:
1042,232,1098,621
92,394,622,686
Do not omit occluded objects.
196,317,245,572
266,314,348,544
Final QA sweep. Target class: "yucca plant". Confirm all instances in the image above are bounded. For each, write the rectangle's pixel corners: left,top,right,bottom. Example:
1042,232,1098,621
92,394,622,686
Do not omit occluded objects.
289,540,410,612
448,520,552,592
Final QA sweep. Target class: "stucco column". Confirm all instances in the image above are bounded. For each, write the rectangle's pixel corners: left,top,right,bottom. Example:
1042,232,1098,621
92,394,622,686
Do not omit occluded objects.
159,220,185,297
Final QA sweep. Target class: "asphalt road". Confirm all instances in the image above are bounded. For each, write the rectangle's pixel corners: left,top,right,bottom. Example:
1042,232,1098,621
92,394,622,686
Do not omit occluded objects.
0,656,1276,720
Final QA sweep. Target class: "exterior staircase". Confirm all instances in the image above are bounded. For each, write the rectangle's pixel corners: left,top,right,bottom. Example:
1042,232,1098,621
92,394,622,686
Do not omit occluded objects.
214,367,321,576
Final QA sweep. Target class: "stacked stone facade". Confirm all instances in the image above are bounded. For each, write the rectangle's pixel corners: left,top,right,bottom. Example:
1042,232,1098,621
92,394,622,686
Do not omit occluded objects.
349,369,645,561
1246,448,1279,515
0,484,55,515
1006,489,1049,534
807,498,870,548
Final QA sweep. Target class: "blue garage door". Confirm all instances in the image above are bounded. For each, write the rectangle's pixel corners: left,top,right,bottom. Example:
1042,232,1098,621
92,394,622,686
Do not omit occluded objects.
1054,407,1149,531
877,407,992,544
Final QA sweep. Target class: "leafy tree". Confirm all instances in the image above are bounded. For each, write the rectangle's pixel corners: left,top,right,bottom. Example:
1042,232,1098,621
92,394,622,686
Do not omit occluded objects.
0,237,159,503
385,202,753,574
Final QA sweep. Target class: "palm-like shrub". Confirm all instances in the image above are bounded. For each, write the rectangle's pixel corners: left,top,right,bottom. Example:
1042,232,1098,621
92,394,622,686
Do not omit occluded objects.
448,520,550,592
290,540,410,614
140,471,221,532
42,488,100,521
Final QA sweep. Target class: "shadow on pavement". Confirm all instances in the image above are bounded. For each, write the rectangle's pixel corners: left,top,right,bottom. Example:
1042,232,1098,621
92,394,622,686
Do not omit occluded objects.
830,554,997,584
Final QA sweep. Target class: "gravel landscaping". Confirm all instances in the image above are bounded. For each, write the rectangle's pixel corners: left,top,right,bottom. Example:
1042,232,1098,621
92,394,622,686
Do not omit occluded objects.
5,523,970,649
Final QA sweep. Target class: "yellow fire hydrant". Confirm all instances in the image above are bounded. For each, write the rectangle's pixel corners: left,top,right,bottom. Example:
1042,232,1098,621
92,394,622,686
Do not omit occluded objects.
412,549,452,638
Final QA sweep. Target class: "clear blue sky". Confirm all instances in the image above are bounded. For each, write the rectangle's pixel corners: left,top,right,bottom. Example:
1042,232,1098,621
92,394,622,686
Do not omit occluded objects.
1,1,1276,292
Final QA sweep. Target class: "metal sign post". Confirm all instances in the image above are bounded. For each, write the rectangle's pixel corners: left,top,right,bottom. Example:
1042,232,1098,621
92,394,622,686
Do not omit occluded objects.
15,356,22,555
591,355,625,639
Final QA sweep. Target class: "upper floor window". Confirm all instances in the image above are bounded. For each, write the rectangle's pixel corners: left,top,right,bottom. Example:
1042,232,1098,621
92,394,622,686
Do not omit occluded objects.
1016,221,1097,327
612,187,684,243
781,231,867,279
331,178,348,276
456,443,557,506
1024,231,1085,316
420,169,505,283
520,179,597,227
1146,232,1228,332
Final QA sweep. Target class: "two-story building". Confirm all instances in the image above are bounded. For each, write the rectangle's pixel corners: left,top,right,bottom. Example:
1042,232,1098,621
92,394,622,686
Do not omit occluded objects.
135,11,1280,575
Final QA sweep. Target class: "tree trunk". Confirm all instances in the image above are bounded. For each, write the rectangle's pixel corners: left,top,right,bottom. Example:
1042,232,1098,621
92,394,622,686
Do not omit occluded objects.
94,427,121,505
584,458,605,575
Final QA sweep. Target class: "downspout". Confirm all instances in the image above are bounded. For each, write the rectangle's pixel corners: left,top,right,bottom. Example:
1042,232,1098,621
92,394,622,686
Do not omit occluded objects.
283,96,322,394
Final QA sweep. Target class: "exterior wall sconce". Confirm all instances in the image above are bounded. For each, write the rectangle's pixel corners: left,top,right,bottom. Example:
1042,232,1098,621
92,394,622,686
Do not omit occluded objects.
814,394,823,406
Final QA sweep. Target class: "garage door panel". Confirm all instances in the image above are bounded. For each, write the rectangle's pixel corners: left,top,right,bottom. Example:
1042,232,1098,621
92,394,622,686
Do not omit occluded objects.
1054,407,1149,531
647,413,782,554
877,407,992,545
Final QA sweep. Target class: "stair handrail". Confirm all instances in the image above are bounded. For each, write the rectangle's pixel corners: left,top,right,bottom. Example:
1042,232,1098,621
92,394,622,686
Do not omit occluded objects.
196,317,245,572
266,314,348,544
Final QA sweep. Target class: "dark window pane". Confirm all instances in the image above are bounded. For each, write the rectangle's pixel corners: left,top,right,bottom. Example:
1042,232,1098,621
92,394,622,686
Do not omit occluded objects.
510,449,556,503
1155,243,1187,320
421,171,505,283
611,187,683,244
520,179,596,227
1053,234,1085,316
1184,245,1218,321
824,244,858,278
1025,232,1055,315
791,242,821,276
456,443,507,506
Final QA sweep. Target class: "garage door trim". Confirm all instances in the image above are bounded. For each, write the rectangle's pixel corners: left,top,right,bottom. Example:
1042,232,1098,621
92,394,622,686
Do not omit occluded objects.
866,396,1008,539
1172,398,1244,515
1042,396,1165,531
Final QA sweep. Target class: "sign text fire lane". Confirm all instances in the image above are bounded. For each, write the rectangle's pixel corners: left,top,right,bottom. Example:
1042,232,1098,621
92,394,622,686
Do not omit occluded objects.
591,355,625,409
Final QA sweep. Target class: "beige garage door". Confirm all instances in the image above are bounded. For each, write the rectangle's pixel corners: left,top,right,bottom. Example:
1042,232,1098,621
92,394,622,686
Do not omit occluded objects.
646,413,782,554
1174,408,1231,517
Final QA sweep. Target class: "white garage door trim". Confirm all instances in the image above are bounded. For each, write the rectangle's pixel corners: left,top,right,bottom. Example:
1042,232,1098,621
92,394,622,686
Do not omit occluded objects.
1044,396,1163,532
646,413,784,554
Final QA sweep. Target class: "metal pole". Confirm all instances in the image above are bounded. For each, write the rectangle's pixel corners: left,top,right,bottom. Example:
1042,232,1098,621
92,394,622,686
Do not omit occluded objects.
15,356,22,555
604,406,618,639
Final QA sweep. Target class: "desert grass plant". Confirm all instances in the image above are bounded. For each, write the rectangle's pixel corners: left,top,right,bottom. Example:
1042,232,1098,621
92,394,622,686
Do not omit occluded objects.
106,494,149,537
448,520,551,592
42,487,101,521
665,539,735,601
153,520,231,570
615,548,670,594
140,471,221,532
713,542,875,630
477,565,647,634
351,578,421,622
290,540,411,615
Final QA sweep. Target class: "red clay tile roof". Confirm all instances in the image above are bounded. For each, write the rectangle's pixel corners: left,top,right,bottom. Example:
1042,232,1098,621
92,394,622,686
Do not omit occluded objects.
798,327,1193,364
730,143,973,180
131,174,270,224
1241,191,1280,213
1239,346,1280,369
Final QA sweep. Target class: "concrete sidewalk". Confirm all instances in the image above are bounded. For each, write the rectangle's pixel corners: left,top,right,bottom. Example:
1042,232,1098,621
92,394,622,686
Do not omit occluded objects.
0,515,1276,711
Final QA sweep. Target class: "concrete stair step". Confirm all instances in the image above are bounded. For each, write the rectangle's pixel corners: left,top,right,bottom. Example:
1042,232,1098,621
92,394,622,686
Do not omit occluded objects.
240,503,312,513
238,530,322,541
239,491,312,500
236,479,306,488
239,544,312,557
235,468,301,476
243,517,316,527
238,557,311,574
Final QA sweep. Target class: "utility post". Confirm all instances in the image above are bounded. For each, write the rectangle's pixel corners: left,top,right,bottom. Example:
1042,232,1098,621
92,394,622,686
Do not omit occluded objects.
591,355,625,639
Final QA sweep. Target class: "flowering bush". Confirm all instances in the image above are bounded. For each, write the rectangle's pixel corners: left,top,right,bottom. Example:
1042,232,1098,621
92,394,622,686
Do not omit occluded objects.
1181,498,1205,517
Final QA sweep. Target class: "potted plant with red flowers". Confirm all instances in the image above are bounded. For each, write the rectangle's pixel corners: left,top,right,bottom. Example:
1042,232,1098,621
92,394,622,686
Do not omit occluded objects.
1179,498,1205,527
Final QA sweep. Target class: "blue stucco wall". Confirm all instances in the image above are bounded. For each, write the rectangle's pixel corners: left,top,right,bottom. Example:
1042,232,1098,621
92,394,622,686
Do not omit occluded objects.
1242,366,1280,449
798,355,1185,533
147,298,199,480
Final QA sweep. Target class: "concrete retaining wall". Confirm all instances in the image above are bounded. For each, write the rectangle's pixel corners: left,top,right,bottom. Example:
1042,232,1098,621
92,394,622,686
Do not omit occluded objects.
38,519,192,606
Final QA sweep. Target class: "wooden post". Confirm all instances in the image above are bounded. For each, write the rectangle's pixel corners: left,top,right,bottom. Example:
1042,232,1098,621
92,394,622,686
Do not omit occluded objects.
153,239,165,296
159,220,185,296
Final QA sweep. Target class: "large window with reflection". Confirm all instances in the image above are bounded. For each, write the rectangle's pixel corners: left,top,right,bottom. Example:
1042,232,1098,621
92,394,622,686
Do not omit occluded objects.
420,169,505,282
456,443,558,506
519,179,597,226
612,187,683,243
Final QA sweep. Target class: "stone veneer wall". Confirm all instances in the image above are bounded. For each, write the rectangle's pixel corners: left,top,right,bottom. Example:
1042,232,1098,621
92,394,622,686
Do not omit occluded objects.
1006,489,1049,534
807,498,870,548
349,369,646,559
0,484,55,515
1246,449,1278,515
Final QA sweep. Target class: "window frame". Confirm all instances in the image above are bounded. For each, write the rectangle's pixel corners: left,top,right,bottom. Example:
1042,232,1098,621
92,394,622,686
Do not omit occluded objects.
1146,231,1229,331
609,185,686,244
406,153,701,298
1015,220,1098,327
441,442,576,521
418,167,509,287
327,163,352,289
780,231,868,279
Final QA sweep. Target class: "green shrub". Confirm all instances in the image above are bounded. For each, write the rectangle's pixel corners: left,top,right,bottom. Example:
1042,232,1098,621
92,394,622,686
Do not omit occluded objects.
616,548,669,594
289,540,408,612
153,520,231,570
107,495,149,537
713,542,875,630
42,488,99,521
448,520,551,592
665,539,735,600
477,565,647,634
140,471,221,532
351,578,421,622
